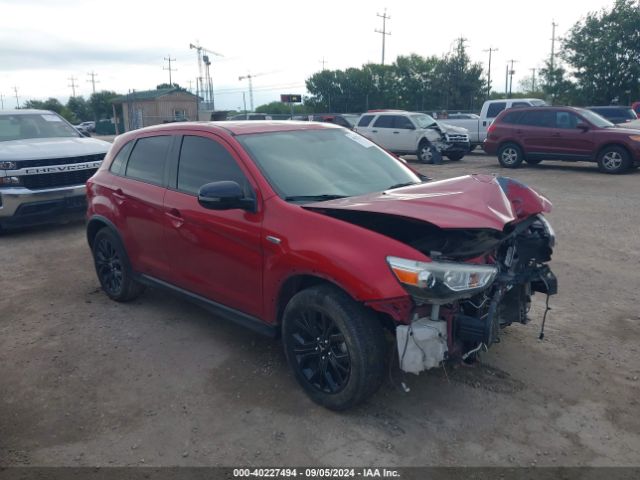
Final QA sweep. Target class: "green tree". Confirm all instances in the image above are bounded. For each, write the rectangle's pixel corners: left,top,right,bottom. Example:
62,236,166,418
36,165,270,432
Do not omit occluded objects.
538,60,578,105
255,101,308,114
562,0,640,104
88,90,119,120
23,97,75,122
66,96,90,122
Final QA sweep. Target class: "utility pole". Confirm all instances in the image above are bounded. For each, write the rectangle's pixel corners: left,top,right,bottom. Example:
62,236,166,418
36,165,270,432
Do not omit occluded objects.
507,59,518,97
530,68,537,92
13,86,19,108
320,57,327,70
87,71,99,95
0,93,4,110
375,9,391,65
483,47,498,98
163,55,176,85
239,74,255,112
68,76,78,97
188,80,193,93
505,65,509,97
550,20,559,100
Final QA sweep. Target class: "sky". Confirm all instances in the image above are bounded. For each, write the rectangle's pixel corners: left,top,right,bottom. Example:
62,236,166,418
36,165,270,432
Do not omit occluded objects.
0,0,616,112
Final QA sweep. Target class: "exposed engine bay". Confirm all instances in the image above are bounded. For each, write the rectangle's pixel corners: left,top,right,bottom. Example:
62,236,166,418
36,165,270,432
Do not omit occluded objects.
305,175,558,374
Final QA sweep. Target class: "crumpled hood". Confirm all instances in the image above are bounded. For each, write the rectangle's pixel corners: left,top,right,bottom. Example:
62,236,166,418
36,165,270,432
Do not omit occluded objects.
436,122,469,135
0,137,111,161
304,175,552,231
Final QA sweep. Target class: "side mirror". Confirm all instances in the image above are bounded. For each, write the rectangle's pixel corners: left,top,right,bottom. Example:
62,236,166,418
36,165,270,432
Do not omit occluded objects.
198,181,256,212
576,122,589,131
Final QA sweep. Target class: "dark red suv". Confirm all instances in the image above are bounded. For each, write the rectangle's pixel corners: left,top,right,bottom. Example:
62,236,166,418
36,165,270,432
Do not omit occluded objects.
484,106,640,174
87,121,557,409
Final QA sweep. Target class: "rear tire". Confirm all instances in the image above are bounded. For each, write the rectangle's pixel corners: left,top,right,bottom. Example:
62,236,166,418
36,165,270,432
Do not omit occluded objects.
92,228,144,302
597,146,632,174
282,285,387,410
497,143,524,168
447,152,465,161
417,142,441,164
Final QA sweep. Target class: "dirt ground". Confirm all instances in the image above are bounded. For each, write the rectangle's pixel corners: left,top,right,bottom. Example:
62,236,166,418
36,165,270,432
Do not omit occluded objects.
1,152,639,467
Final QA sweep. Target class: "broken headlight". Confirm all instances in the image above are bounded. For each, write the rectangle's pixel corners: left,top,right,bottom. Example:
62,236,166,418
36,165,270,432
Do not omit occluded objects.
387,256,498,304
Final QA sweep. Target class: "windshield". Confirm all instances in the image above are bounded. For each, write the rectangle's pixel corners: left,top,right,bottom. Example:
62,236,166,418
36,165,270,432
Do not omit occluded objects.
577,108,615,128
410,113,438,129
0,113,80,142
236,129,421,201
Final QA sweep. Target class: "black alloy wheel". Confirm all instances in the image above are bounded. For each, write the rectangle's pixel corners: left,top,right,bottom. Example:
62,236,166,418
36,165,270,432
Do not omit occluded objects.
289,309,351,394
92,228,144,302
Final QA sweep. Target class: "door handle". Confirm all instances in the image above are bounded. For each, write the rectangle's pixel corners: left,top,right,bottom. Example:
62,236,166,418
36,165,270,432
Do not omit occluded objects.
112,188,125,204
515,130,523,134
165,208,184,227
392,131,400,134
372,129,378,133
551,132,561,137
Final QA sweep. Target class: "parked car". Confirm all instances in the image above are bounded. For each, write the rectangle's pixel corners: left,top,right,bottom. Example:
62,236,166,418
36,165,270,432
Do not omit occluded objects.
586,106,638,125
353,110,470,162
74,125,92,137
0,109,110,229
86,121,557,410
435,98,547,149
295,114,360,129
484,106,640,174
79,121,96,132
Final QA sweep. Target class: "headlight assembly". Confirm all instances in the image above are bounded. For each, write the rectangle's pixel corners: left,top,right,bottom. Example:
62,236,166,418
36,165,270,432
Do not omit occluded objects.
387,256,498,304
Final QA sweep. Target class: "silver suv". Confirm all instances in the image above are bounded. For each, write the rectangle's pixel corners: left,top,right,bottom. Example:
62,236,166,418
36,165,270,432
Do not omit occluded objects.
354,110,470,163
0,109,110,229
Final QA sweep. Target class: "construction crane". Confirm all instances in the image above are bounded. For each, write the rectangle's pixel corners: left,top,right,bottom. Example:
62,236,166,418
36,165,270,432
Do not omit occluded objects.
189,42,223,110
238,72,268,112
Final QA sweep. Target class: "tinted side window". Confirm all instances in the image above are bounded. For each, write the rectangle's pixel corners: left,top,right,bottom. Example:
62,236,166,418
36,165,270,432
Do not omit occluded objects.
519,111,555,128
357,115,374,127
373,115,395,128
512,102,530,108
177,135,248,196
109,141,134,175
394,116,415,129
501,111,524,124
486,102,507,118
125,136,170,185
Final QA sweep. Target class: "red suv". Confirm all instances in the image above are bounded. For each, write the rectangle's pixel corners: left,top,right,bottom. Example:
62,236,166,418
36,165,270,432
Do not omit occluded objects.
484,106,640,174
87,122,557,409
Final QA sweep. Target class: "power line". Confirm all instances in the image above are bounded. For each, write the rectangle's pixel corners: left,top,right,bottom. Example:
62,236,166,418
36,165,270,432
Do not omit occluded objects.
375,9,391,65
483,47,498,98
87,71,100,95
163,55,176,85
68,76,78,97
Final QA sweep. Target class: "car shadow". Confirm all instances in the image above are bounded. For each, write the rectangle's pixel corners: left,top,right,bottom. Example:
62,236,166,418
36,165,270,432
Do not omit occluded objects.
0,218,85,237
522,162,640,175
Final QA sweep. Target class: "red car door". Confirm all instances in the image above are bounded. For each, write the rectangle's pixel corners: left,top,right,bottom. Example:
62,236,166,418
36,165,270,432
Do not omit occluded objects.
550,111,595,159
116,135,172,279
162,133,264,318
517,110,557,157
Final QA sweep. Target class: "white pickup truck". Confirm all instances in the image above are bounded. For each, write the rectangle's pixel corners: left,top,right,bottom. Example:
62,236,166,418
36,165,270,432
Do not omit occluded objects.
440,98,547,149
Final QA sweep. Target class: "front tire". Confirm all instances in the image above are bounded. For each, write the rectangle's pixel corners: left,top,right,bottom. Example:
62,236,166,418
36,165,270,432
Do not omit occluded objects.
597,146,632,174
497,143,524,168
92,228,144,302
446,152,465,161
417,142,441,164
282,285,387,410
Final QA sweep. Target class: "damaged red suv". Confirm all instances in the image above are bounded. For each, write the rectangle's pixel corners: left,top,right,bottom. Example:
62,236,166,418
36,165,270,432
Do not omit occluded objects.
86,122,557,410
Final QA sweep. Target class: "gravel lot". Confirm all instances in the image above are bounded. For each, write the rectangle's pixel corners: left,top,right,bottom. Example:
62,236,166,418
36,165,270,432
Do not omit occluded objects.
1,152,639,467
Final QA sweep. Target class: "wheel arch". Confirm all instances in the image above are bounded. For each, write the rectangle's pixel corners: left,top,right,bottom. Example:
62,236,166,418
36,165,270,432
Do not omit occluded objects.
595,142,632,161
86,215,122,249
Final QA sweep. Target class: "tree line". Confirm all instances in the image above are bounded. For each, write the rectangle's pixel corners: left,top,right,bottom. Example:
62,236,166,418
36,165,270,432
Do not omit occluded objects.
23,91,119,124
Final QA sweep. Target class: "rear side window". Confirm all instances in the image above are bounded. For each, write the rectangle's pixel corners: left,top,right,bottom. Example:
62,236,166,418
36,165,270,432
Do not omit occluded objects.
512,102,531,108
373,115,395,128
555,111,580,129
486,102,507,118
125,136,170,185
109,141,134,175
394,116,415,129
518,111,555,128
177,135,248,196
501,111,524,124
357,115,374,127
